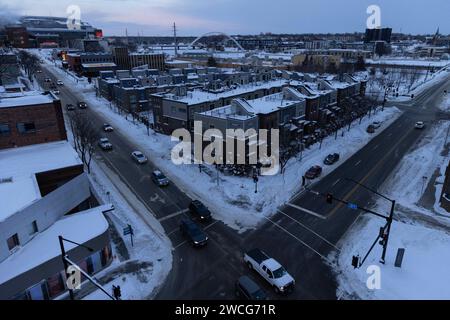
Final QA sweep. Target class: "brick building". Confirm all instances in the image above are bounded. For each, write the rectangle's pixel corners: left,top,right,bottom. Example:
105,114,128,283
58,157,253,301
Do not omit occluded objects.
0,93,67,149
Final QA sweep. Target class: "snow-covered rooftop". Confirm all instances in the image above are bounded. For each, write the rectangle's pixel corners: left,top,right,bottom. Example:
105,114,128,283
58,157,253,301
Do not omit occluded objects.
160,79,288,105
0,141,82,222
0,205,110,285
0,92,56,109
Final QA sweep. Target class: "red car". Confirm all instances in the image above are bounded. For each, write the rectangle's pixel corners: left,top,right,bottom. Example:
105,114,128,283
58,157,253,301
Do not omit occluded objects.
305,165,322,180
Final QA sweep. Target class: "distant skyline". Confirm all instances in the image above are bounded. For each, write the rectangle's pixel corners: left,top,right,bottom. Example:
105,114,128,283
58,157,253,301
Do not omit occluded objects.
0,0,449,37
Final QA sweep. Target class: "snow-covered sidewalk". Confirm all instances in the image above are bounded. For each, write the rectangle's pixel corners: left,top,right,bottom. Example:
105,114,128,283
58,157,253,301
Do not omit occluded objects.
333,121,450,300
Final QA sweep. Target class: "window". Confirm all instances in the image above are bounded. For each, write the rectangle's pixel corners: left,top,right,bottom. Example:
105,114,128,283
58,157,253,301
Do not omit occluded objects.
46,273,65,298
7,233,20,251
28,220,38,236
0,123,10,136
17,122,36,134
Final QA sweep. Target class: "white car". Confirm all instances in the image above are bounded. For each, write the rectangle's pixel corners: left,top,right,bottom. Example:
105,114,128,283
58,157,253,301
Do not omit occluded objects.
103,124,114,132
98,138,113,150
56,80,64,86
131,151,148,164
415,121,425,129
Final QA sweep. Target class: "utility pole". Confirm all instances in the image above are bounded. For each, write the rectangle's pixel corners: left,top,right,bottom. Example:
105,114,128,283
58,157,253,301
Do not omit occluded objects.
173,22,178,58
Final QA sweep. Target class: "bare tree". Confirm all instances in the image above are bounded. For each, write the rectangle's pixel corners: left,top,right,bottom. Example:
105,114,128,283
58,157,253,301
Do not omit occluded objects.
18,50,40,81
68,111,99,173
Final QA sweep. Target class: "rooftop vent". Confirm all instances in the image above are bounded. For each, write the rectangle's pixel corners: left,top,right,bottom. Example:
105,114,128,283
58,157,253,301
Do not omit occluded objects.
0,177,13,184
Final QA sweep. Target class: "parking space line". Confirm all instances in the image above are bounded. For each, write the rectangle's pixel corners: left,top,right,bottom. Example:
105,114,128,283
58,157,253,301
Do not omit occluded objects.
286,203,327,220
332,179,340,187
354,160,362,167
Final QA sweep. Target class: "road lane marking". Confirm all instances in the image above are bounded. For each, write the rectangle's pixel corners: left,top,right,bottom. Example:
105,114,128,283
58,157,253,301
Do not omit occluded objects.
373,144,379,150
263,216,332,264
332,179,340,187
277,209,340,251
354,160,362,167
158,209,189,222
286,203,327,220
327,125,414,218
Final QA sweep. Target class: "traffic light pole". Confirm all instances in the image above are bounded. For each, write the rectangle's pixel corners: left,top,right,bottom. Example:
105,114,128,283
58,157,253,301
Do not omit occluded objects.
380,200,395,264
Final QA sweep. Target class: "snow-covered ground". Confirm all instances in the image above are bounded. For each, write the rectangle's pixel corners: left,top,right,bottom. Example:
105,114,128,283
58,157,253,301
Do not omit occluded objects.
32,49,404,232
83,160,172,300
333,120,450,300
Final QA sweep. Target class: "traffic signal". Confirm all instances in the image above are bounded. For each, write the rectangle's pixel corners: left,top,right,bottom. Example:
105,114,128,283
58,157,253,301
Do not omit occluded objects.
351,255,360,269
326,193,333,204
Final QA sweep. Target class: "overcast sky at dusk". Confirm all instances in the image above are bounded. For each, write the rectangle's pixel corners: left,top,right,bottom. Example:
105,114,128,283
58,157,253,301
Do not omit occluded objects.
0,0,449,36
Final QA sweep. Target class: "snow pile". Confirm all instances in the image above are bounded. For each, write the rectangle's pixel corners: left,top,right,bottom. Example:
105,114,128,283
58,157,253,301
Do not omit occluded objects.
335,215,450,300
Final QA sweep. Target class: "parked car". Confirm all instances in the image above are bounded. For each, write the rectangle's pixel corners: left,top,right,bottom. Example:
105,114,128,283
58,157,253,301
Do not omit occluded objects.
372,121,382,129
66,104,75,111
44,77,51,82
324,153,340,165
52,90,60,95
244,248,295,294
235,276,267,300
131,151,148,164
179,218,208,247
189,200,212,221
98,138,113,151
78,101,87,109
415,121,425,129
151,170,169,187
36,69,42,73
366,124,375,133
56,80,64,86
103,123,114,132
305,165,322,180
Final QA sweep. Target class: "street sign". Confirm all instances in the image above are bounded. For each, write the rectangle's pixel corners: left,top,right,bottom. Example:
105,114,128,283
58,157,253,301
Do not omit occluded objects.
347,203,358,210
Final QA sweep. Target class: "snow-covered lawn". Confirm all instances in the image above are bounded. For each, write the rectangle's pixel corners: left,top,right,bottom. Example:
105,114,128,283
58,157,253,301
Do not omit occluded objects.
333,121,450,300
32,49,403,232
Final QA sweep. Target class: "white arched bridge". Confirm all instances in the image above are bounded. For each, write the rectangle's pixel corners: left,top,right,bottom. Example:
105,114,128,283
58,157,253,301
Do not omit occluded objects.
189,32,245,51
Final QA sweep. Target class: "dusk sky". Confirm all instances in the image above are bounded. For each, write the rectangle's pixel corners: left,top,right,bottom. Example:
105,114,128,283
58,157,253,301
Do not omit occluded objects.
1,0,449,36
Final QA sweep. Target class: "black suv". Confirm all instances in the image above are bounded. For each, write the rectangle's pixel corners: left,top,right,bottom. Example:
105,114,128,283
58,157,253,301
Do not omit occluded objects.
179,218,208,247
324,153,340,165
235,276,267,300
189,200,212,221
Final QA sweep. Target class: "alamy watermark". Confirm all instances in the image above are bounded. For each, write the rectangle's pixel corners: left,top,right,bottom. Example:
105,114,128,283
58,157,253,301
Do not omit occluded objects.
366,265,381,290
66,5,82,30
66,265,81,290
366,5,381,29
170,121,280,176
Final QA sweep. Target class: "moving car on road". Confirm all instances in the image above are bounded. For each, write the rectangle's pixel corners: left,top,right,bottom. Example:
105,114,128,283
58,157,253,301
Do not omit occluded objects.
78,101,87,109
151,170,169,187
98,138,113,151
103,123,114,132
131,151,148,164
415,121,425,129
244,249,295,294
56,80,64,86
189,200,212,221
324,153,340,165
179,218,208,247
305,165,322,179
52,90,60,95
235,276,267,300
44,77,51,82
66,104,75,111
